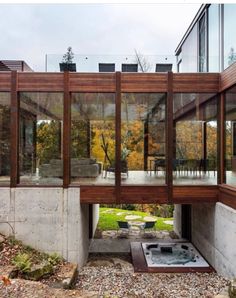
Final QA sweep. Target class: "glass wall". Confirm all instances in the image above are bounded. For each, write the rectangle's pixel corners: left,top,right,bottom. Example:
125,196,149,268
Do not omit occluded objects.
121,93,166,185
224,4,236,69
199,14,207,72
70,93,115,185
225,86,236,186
19,92,63,185
181,24,198,72
208,4,220,72
173,93,217,185
0,93,11,185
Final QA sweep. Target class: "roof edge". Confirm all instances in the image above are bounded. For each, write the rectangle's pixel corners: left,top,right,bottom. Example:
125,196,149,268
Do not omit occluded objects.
175,4,209,56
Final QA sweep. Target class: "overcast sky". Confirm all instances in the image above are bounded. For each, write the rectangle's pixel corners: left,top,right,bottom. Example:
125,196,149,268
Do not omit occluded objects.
0,3,201,71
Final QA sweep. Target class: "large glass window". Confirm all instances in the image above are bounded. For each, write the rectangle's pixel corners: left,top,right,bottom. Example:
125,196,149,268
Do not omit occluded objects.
173,93,217,185
71,93,115,185
181,24,198,72
199,14,207,72
19,92,63,185
0,93,10,185
121,93,166,185
224,4,236,69
225,86,236,186
208,4,220,72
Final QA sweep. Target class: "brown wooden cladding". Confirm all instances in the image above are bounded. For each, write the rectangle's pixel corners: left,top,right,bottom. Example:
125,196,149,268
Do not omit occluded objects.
70,73,116,92
219,185,236,209
80,186,116,203
0,71,227,93
17,72,64,91
120,186,168,204
220,62,236,92
173,186,218,203
0,72,11,91
121,73,167,92
173,73,219,93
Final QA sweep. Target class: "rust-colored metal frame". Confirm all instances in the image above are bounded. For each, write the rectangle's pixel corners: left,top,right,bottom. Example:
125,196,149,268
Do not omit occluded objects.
0,65,236,206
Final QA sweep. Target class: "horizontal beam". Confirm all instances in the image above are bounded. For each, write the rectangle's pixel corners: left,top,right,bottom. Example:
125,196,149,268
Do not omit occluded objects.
0,72,221,93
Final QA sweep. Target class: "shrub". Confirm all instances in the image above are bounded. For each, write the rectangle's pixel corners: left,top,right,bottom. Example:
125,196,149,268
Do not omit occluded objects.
12,253,32,273
48,253,62,266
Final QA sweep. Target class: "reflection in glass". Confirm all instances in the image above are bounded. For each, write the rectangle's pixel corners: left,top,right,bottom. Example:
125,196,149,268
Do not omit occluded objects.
0,93,11,185
199,14,207,72
19,92,63,185
225,86,236,186
121,93,166,185
173,93,217,185
181,24,198,72
224,4,236,69
208,4,220,72
71,93,115,185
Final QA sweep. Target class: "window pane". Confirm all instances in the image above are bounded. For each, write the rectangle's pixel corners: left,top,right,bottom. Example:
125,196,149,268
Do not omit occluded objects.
121,93,166,185
208,4,220,72
19,92,63,185
181,24,198,72
224,4,236,69
71,93,115,185
0,92,11,185
173,93,217,185
225,86,236,186
199,14,207,72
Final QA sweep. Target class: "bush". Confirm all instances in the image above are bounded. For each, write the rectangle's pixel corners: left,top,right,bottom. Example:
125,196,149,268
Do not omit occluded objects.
47,253,62,266
12,253,32,273
121,204,136,210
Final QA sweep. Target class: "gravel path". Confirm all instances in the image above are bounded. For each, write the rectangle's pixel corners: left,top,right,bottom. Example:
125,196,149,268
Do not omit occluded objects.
77,256,229,298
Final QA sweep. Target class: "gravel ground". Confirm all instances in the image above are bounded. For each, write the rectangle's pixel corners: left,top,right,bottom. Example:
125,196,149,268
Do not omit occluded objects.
0,254,230,298
77,255,229,298
0,279,89,298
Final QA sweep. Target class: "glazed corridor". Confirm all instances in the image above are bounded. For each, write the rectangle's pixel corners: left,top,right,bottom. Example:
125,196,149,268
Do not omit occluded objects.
0,68,236,206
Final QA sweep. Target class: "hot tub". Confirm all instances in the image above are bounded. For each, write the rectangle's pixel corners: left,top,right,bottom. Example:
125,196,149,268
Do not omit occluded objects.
142,242,210,268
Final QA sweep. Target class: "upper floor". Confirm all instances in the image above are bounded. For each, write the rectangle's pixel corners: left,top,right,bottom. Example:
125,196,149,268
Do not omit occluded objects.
0,64,236,208
176,4,236,73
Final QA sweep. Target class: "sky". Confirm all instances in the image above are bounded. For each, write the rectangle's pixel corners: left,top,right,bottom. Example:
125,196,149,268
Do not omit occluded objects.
0,3,201,71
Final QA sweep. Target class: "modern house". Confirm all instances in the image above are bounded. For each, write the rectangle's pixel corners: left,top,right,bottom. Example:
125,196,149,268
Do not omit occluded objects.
0,4,235,278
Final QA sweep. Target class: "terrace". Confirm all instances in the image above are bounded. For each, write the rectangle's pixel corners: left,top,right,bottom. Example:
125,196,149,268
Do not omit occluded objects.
0,62,236,208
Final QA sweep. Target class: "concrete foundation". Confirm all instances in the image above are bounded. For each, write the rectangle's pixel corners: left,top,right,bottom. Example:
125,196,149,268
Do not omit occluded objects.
0,187,99,268
174,203,236,278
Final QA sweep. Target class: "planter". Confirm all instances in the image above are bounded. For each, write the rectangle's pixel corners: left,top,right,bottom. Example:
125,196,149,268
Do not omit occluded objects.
59,63,76,72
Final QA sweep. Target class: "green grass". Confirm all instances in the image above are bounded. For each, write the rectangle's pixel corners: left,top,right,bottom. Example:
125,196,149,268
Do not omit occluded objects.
98,207,173,231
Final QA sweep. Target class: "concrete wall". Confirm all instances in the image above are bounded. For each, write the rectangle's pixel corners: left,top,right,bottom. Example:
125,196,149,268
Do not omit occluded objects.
92,204,99,236
0,187,94,268
192,202,236,278
174,204,182,237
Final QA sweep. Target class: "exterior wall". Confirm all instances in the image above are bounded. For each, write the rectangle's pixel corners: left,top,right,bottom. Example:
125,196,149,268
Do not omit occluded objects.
173,204,182,237
192,202,236,278
0,187,90,267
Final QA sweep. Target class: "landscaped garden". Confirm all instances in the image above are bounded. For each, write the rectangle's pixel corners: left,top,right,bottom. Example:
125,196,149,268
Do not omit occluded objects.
98,207,174,232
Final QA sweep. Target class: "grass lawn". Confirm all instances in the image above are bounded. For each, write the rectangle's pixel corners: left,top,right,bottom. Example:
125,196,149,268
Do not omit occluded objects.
98,207,173,231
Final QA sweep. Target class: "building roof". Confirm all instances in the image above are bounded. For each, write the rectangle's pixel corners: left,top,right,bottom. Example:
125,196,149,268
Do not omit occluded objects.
0,60,33,72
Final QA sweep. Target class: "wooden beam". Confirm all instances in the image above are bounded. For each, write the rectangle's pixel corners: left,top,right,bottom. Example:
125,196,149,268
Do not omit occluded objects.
218,92,225,184
143,119,149,171
10,71,19,187
63,71,70,188
166,72,173,202
115,72,121,203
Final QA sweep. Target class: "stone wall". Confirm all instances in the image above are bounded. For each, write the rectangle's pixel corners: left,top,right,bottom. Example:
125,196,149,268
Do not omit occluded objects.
192,202,236,278
0,187,95,268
